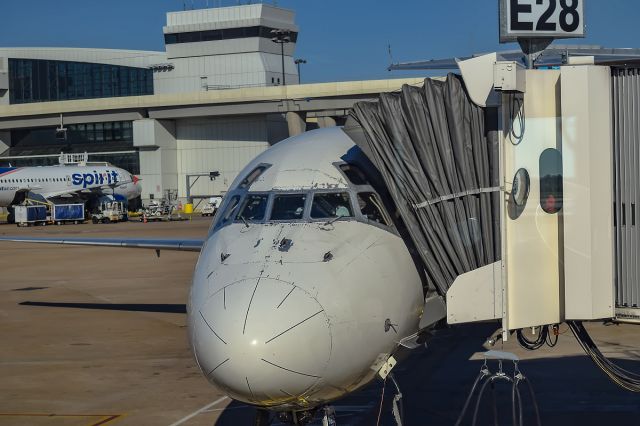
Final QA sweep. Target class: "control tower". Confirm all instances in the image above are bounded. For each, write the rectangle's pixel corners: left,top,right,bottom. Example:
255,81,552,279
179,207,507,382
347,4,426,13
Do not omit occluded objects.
160,3,299,93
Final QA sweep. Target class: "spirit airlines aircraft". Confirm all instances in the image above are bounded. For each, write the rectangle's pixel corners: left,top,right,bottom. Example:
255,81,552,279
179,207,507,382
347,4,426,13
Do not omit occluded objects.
0,128,432,424
0,164,142,221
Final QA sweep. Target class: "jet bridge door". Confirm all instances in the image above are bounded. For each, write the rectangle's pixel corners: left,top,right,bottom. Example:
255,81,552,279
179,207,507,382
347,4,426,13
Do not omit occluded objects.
613,67,640,321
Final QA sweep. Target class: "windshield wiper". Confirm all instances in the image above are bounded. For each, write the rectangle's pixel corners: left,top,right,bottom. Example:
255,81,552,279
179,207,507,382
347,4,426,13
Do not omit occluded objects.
324,215,346,226
239,215,250,228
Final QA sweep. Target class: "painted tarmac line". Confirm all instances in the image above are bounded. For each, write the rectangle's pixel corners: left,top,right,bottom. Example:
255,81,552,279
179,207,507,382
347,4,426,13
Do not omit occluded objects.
168,396,229,426
0,413,122,425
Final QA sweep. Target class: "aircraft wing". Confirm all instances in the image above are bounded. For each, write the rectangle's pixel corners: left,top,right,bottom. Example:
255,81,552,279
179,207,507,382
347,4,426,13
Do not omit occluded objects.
0,236,204,252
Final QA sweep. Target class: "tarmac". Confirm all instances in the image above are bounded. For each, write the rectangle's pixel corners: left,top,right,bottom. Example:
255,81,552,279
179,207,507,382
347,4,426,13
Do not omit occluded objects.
1,217,639,426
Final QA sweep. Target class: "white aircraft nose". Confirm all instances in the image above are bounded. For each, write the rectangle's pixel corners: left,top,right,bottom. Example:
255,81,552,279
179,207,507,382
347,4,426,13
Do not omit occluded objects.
192,276,332,406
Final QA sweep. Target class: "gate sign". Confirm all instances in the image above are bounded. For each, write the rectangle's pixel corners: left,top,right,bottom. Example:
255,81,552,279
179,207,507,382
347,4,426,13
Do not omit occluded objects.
499,0,585,42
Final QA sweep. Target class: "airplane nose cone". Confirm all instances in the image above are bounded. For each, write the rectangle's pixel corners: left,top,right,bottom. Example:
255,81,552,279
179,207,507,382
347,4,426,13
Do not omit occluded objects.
191,277,331,406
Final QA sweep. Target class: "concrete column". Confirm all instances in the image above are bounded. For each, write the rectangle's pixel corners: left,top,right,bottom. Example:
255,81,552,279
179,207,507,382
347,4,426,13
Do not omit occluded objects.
134,119,177,204
286,111,306,137
317,116,337,128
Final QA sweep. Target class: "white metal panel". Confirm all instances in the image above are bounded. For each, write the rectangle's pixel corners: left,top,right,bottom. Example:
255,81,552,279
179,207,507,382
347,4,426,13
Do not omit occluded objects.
561,65,615,320
503,70,562,330
139,149,163,200
447,261,503,324
175,117,270,197
165,4,297,31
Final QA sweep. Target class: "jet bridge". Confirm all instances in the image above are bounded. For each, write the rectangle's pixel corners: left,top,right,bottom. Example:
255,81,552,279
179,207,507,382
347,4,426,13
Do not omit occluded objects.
347,55,640,334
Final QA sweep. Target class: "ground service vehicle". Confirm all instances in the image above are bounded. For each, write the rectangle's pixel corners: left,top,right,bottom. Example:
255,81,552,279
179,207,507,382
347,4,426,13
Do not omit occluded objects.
92,201,126,224
201,196,222,217
52,203,85,225
14,205,47,227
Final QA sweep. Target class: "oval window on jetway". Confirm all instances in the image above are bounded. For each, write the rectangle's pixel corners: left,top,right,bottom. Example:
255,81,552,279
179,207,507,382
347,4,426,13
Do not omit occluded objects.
512,168,530,207
539,148,563,214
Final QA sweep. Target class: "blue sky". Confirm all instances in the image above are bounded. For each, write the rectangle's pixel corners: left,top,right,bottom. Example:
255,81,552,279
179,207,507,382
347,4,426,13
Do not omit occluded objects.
1,0,639,83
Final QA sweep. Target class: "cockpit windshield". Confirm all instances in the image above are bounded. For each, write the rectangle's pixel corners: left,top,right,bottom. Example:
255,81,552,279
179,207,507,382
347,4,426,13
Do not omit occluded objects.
222,195,241,221
270,194,306,220
357,192,390,226
211,162,395,233
310,192,353,219
237,194,269,221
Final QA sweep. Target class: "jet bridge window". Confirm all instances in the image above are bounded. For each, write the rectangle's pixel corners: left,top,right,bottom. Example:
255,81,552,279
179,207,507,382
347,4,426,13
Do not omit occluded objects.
237,194,269,221
270,194,306,220
310,192,353,219
539,148,563,214
357,192,390,226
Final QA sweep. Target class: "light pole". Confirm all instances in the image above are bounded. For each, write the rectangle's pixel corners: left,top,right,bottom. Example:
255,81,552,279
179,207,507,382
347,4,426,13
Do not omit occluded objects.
270,29,291,85
294,58,306,84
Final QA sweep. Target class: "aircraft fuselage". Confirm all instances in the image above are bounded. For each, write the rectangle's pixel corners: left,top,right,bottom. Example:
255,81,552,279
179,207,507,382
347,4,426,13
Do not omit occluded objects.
189,127,425,410
0,165,142,207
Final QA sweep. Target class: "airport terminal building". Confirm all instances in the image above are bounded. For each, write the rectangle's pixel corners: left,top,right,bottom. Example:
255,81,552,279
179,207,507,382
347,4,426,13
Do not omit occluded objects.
0,3,422,205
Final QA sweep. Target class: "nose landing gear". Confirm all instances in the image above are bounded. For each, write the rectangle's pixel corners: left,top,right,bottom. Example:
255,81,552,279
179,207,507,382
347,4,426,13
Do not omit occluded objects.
255,407,333,425
321,406,337,426
254,408,270,425
275,410,316,425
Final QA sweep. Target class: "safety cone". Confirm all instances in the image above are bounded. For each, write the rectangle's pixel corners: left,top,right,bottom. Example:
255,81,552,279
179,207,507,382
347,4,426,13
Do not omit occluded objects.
143,213,147,224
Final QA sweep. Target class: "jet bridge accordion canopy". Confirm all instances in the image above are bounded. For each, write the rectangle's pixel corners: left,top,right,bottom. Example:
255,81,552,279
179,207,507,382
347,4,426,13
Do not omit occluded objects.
613,67,640,317
346,75,500,295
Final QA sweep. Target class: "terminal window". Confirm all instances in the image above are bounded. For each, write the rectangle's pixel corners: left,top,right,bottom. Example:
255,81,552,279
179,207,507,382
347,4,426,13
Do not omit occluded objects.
164,25,298,45
8,58,153,104
4,121,140,174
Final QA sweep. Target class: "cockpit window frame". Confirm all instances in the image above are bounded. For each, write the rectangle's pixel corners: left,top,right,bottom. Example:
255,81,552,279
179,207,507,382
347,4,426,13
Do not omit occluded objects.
238,163,271,190
234,193,271,223
309,191,355,220
338,163,371,186
208,161,398,236
333,161,397,234
268,191,310,222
